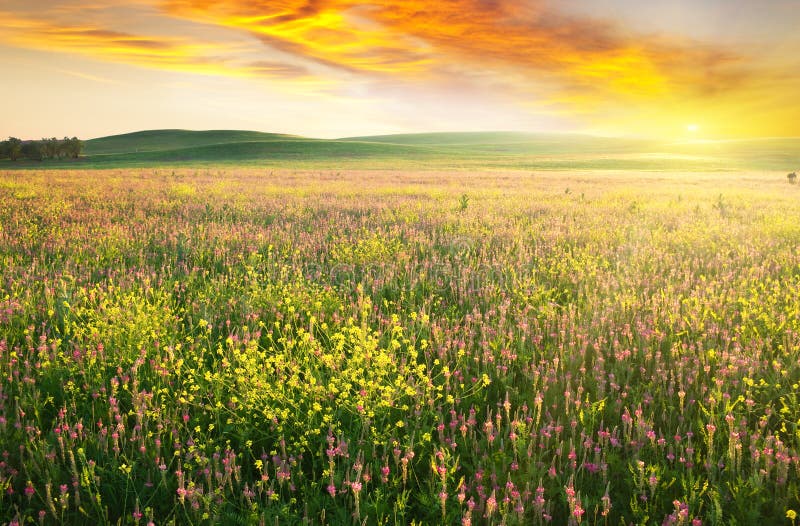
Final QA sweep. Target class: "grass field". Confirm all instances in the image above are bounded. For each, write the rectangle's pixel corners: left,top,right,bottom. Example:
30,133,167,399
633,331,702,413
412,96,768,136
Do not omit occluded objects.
2,130,799,172
1,167,799,525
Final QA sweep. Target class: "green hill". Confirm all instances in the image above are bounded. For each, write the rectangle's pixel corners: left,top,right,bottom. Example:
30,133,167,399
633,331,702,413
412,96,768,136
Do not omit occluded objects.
84,129,303,155
341,131,564,145
341,131,800,170
342,131,657,155
662,137,800,170
2,129,798,171
90,139,444,164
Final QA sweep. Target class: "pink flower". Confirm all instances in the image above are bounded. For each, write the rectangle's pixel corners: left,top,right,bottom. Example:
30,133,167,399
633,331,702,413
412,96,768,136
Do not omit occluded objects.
485,491,497,518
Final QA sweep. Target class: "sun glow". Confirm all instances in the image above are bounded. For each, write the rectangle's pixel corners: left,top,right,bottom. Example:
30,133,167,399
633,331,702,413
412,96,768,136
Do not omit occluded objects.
1,0,799,138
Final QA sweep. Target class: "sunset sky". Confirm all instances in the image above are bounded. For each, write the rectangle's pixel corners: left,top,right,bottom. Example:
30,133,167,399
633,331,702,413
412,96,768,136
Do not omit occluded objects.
2,0,799,140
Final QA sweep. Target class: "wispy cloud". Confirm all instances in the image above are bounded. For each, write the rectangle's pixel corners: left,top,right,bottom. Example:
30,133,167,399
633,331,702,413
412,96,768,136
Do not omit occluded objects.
156,0,800,138
162,0,752,99
0,9,312,80
0,0,797,137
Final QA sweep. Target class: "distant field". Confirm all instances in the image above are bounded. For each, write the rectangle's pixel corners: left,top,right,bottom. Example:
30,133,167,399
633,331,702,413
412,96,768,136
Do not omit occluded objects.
2,129,798,171
0,168,798,525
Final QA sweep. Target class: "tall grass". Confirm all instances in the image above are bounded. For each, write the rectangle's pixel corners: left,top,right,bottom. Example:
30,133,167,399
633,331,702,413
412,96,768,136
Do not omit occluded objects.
0,168,798,525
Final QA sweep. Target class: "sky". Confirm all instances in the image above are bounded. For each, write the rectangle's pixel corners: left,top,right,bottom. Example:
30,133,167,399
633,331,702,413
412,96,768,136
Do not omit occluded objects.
1,0,799,140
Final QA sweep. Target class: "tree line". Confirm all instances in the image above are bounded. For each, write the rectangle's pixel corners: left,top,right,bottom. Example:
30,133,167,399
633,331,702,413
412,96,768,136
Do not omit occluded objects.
0,137,84,161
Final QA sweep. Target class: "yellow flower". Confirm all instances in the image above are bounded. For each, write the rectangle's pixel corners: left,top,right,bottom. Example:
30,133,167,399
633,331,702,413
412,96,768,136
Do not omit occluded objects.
787,510,797,521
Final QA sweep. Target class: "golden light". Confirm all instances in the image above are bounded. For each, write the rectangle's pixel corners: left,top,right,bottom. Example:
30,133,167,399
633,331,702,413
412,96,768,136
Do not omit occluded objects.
686,124,699,133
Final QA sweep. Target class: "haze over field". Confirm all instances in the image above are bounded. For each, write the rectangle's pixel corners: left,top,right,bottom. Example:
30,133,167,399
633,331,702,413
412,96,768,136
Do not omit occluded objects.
1,1,799,140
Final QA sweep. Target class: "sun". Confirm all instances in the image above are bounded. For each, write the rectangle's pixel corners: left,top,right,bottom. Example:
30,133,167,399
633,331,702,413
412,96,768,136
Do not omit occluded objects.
686,124,699,133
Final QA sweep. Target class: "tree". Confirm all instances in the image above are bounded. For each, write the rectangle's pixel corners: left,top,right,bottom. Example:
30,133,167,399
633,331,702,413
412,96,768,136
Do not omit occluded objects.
66,136,84,159
21,141,43,161
54,138,66,159
2,136,83,161
7,137,22,161
42,137,59,160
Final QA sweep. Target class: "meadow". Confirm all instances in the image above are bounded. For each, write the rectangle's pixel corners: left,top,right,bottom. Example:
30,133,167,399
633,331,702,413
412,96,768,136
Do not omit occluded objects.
0,167,799,525
2,130,799,172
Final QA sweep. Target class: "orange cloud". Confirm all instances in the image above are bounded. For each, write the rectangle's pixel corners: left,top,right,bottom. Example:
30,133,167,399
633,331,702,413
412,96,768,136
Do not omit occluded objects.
163,0,749,99
1,0,797,137
0,9,311,80
162,1,433,75
159,0,800,138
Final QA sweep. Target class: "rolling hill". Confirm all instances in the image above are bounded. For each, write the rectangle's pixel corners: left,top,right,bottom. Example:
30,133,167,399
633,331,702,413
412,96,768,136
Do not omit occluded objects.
88,139,445,163
79,130,450,166
340,131,656,154
2,128,798,171
84,129,305,155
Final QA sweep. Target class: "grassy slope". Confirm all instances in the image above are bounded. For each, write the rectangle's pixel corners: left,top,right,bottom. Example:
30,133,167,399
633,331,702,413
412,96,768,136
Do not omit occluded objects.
84,129,304,155
340,131,655,153
2,129,798,171
664,137,800,171
91,139,446,163
344,132,800,169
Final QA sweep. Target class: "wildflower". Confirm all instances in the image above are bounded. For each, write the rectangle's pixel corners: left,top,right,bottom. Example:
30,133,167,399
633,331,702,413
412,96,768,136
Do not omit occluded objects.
601,493,612,516
485,491,497,518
